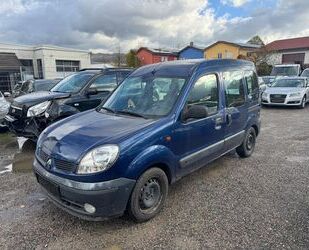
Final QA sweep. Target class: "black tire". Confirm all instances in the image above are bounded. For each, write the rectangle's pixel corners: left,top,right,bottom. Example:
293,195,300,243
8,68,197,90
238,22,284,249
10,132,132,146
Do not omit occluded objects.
299,96,306,109
128,167,168,222
236,127,256,158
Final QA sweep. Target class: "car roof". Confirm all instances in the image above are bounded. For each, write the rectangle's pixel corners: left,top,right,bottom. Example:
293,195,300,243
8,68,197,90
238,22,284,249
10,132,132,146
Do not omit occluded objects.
131,59,255,78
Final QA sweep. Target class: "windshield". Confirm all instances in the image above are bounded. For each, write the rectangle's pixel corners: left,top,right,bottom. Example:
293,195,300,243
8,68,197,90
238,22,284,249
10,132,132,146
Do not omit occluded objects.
51,73,94,93
272,79,305,88
20,80,34,93
35,80,58,91
301,69,309,77
271,66,299,76
101,75,186,118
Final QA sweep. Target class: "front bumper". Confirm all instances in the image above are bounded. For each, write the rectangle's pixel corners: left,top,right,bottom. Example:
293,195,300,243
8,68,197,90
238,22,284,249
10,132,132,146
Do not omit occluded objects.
33,158,136,221
4,114,45,139
261,96,303,106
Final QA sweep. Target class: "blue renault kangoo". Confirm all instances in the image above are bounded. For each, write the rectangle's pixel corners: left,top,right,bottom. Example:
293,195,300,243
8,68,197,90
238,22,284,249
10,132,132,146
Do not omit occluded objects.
33,59,261,222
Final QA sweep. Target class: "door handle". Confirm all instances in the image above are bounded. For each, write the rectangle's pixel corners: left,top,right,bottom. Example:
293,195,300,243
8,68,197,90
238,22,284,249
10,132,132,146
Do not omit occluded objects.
214,117,223,130
226,114,232,126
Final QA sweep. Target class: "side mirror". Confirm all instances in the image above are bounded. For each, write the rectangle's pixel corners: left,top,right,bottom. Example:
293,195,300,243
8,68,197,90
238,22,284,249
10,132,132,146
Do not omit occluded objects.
3,92,11,98
87,88,98,96
182,105,208,121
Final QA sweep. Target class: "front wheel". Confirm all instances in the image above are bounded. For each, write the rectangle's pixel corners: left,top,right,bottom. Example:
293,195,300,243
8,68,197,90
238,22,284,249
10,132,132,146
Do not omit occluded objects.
128,168,168,222
299,96,306,109
236,127,256,158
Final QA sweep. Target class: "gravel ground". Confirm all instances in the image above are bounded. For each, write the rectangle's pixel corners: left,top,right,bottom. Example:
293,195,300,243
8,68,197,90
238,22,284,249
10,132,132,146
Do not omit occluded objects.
0,106,309,249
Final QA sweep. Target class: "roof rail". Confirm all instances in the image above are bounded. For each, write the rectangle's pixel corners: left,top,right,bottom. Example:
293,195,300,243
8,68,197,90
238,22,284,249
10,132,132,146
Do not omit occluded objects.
79,67,133,72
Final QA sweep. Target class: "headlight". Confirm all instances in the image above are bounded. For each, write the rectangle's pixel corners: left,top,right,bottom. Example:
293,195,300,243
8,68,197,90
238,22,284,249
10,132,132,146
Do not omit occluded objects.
262,92,268,98
289,92,302,97
77,145,119,174
27,101,51,117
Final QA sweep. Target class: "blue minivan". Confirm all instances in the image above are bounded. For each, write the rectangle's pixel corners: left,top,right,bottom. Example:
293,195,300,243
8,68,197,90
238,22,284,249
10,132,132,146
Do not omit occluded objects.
33,59,261,222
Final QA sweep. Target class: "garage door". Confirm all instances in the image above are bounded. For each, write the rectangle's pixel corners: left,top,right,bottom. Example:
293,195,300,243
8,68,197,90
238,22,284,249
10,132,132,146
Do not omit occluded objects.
282,53,305,65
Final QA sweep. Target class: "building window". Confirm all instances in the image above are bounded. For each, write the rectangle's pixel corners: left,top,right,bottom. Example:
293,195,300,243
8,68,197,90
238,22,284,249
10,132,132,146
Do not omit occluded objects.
160,56,168,62
20,59,34,78
218,53,222,59
37,59,44,79
226,52,233,59
56,60,80,72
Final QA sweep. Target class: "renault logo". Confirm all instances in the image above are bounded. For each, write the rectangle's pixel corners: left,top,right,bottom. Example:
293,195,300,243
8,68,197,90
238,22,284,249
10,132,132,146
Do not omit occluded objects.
46,159,52,169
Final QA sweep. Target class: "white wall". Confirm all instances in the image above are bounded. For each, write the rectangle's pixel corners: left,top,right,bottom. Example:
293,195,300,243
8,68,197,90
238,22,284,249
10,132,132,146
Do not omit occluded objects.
267,50,309,65
0,43,91,79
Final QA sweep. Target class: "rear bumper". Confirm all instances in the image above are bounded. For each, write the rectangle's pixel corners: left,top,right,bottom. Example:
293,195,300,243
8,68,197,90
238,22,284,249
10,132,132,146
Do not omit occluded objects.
33,158,136,221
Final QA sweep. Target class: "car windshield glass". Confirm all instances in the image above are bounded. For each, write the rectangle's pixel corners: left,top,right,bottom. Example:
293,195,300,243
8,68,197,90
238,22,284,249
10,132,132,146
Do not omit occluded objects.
271,66,299,76
301,70,309,77
35,80,58,91
272,79,305,88
51,73,93,93
101,75,186,118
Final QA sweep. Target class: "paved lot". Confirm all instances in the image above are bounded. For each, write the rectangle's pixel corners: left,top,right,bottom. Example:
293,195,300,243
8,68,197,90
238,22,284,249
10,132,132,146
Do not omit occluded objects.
0,106,309,249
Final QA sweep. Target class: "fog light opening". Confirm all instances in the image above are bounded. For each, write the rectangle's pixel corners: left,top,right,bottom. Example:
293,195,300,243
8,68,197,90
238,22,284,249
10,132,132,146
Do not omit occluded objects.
84,203,96,214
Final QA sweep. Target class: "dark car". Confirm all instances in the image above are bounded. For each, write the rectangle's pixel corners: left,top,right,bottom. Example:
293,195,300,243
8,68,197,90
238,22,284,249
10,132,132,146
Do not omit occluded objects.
33,59,261,222
5,68,133,139
13,79,61,97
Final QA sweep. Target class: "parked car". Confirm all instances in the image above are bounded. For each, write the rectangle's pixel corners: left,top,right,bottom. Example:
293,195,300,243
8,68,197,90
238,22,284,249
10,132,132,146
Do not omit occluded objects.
13,79,61,97
261,77,309,108
301,68,309,78
0,91,10,127
5,68,133,139
33,59,261,222
263,64,302,84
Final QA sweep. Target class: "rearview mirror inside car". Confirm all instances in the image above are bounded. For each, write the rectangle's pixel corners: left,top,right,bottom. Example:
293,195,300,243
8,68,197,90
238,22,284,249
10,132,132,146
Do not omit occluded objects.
182,105,208,121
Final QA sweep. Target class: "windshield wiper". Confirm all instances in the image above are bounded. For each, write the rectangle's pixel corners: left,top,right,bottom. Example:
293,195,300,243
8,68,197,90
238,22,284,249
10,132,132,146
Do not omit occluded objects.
116,110,148,119
100,107,116,113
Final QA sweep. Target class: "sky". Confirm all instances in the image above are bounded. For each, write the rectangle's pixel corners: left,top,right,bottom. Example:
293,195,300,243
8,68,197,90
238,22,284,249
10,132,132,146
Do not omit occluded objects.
0,0,308,53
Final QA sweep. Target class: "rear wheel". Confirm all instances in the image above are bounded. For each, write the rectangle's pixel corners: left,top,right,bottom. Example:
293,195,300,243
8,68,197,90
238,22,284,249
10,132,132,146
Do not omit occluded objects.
236,127,256,158
128,168,168,222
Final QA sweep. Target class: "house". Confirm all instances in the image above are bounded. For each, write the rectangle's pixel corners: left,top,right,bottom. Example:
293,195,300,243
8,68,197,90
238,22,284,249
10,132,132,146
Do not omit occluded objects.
178,42,204,59
0,42,91,92
265,36,309,67
204,41,261,60
136,47,178,65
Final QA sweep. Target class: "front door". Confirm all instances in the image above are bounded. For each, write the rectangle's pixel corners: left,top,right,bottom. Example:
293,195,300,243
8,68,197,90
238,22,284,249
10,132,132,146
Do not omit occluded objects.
172,73,225,177
78,73,118,111
223,71,248,150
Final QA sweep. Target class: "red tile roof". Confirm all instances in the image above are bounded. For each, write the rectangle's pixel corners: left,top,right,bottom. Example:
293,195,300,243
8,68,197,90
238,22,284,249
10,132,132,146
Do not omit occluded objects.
266,36,309,51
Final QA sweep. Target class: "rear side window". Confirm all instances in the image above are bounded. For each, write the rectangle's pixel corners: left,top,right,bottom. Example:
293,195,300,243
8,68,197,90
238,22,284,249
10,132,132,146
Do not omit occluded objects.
187,74,219,115
244,71,259,101
118,71,131,82
223,71,245,107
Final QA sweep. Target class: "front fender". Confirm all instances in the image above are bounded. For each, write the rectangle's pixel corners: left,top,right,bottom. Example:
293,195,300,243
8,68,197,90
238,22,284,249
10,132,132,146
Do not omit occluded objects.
47,102,80,121
125,145,178,183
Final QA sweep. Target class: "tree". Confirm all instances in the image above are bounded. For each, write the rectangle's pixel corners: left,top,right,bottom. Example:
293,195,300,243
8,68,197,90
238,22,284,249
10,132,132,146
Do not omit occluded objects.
247,35,265,46
126,49,140,67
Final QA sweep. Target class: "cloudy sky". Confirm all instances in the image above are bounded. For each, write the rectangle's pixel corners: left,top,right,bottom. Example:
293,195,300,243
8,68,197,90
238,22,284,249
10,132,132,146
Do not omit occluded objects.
0,0,308,53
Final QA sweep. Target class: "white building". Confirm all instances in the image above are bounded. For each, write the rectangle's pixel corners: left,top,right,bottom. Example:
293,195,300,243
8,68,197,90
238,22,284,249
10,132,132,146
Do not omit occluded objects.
266,37,309,67
0,42,92,79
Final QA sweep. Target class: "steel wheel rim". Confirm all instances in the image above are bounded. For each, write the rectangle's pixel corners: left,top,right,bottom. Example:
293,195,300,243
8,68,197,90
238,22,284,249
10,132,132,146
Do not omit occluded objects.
139,178,162,213
246,132,255,151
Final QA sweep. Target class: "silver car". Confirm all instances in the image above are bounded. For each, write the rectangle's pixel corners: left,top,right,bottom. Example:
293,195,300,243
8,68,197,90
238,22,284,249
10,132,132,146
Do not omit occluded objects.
0,91,10,125
261,77,309,108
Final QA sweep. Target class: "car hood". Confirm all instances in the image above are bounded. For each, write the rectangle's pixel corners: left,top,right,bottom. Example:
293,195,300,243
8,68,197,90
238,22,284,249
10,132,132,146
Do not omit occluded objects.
13,91,70,108
265,87,305,95
39,110,156,162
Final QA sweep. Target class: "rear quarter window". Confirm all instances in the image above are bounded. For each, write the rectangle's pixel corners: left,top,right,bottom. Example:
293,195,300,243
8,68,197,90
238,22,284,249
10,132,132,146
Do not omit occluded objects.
244,71,259,101
223,71,245,107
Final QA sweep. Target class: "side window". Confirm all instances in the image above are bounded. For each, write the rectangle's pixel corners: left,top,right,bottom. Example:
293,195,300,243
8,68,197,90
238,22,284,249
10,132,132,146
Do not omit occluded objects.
244,71,259,100
89,74,117,92
187,74,219,115
117,71,130,83
224,71,245,107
